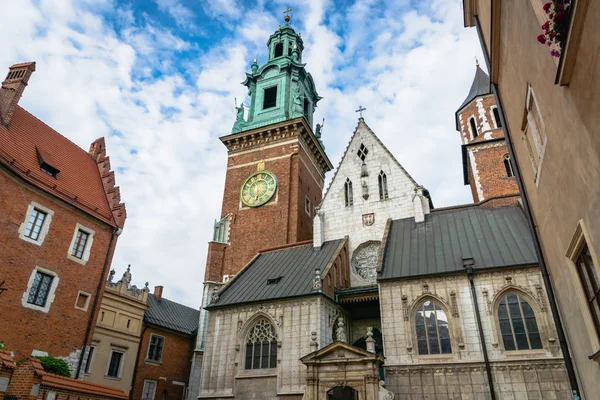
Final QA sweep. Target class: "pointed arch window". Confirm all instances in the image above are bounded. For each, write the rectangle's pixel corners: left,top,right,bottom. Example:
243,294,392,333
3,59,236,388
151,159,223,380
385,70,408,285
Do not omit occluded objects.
378,171,388,200
497,293,542,351
245,318,278,369
344,178,353,207
415,300,452,355
274,42,283,58
503,154,514,177
469,117,478,139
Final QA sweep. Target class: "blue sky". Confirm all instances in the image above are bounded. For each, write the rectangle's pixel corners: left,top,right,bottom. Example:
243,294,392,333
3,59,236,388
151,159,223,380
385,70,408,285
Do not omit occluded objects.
0,0,484,307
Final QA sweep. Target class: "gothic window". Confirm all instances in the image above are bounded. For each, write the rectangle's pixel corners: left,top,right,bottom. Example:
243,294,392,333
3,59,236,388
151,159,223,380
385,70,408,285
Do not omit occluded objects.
378,171,388,200
469,117,478,139
344,178,353,207
415,300,452,355
357,143,368,161
245,318,277,369
274,42,283,58
504,154,514,177
263,86,277,109
497,293,543,351
492,107,502,128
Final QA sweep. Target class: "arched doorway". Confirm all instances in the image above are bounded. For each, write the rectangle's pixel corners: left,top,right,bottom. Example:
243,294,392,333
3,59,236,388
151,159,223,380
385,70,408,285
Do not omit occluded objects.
327,386,359,400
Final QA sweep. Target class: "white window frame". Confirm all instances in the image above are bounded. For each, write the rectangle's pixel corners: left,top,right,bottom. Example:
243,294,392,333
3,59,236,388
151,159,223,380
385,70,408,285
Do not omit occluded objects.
18,202,54,246
105,349,125,379
21,267,59,313
146,334,165,363
74,290,92,311
142,379,158,400
67,223,95,265
522,86,547,186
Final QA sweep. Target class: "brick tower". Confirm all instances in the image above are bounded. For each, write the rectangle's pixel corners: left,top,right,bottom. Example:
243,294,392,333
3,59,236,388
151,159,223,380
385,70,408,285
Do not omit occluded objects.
455,64,519,203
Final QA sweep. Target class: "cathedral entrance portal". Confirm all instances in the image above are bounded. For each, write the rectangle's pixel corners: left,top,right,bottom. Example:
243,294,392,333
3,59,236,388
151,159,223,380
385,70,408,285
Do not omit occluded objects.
327,386,359,400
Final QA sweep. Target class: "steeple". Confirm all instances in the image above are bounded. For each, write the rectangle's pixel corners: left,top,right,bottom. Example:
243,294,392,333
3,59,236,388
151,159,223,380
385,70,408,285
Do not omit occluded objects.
232,13,321,135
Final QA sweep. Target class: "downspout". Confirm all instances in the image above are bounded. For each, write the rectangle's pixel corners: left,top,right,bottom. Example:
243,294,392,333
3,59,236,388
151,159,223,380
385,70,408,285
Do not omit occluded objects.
130,324,148,400
75,226,121,378
473,13,581,398
463,257,497,400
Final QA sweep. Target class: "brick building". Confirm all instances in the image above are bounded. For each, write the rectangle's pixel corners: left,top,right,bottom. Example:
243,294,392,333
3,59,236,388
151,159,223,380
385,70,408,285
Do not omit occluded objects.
0,61,126,376
131,287,199,400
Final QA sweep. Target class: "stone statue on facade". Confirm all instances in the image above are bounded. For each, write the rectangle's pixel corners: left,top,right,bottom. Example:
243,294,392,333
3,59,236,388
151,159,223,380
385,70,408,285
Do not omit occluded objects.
232,100,248,133
107,269,115,283
121,265,132,288
335,316,347,343
378,381,394,400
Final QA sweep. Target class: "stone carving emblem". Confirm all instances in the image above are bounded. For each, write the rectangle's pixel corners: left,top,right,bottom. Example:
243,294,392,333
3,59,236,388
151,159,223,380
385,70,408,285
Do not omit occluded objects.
351,241,381,282
362,213,375,226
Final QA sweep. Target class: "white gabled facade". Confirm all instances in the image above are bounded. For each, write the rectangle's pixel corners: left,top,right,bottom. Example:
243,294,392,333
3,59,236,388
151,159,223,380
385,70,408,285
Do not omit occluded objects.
314,118,430,287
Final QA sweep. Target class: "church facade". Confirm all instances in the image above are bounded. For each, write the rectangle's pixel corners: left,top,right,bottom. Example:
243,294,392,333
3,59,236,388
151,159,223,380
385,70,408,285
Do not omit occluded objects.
190,16,571,400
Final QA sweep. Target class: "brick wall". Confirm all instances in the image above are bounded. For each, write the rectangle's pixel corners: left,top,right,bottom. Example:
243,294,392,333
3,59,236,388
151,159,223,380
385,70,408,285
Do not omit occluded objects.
131,326,195,400
0,168,116,371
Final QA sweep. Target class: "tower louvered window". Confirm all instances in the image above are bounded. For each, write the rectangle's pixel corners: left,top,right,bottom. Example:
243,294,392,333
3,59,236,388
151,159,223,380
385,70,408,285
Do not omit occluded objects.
245,319,277,369
344,178,353,207
378,171,388,200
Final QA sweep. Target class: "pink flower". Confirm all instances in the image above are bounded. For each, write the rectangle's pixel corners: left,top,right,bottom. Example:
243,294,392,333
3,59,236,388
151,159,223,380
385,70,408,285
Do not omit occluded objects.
549,13,554,19
537,34,547,44
543,2,552,12
542,21,551,31
547,40,552,46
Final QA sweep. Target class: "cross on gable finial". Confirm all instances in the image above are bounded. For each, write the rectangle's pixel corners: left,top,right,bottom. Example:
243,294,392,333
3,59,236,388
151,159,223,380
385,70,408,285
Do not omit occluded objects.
355,105,366,118
284,8,292,23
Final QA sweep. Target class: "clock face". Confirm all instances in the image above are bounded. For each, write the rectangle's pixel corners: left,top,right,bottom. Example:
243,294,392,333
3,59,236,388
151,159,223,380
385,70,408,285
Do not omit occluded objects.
240,171,278,207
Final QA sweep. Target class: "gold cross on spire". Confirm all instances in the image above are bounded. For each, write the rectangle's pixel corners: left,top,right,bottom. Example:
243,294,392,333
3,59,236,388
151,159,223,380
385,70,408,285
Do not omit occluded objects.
284,8,292,23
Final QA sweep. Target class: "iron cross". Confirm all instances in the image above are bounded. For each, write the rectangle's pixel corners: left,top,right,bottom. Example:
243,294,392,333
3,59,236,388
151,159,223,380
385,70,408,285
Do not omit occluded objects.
355,105,366,117
284,8,292,17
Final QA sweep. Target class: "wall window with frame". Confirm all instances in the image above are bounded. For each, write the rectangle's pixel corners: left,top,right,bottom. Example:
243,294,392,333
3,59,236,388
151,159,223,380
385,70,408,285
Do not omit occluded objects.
22,267,59,313
147,334,165,362
106,350,124,378
378,171,388,200
492,106,502,128
497,293,543,351
263,86,277,109
67,224,95,265
344,178,353,207
19,202,54,245
521,87,546,182
142,379,157,400
575,245,600,339
305,197,311,216
415,300,452,355
469,117,478,139
84,346,95,374
244,318,278,370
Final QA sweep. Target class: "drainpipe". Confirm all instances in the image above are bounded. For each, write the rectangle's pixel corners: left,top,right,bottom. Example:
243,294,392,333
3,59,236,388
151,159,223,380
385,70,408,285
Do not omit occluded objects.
75,226,121,378
130,324,148,400
473,13,581,398
463,257,497,400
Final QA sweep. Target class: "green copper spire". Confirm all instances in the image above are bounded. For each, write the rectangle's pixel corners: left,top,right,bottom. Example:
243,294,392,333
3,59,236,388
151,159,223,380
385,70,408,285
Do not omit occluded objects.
232,12,322,134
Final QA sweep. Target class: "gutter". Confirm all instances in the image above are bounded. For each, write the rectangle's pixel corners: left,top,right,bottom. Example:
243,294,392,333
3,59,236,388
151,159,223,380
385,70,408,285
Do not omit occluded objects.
473,12,581,398
75,226,121,378
463,257,497,400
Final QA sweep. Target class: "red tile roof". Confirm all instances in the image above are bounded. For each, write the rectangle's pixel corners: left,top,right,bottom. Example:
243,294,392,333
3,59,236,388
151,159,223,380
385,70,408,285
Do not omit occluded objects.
0,106,126,227
41,374,128,399
0,350,16,369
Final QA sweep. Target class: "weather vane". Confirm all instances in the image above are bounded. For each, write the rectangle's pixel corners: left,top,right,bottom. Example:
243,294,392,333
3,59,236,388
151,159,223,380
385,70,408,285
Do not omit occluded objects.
355,105,366,118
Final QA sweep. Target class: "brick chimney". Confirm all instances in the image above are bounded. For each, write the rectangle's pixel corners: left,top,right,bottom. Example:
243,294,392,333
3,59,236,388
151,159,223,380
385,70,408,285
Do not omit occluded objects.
154,285,163,301
0,62,36,127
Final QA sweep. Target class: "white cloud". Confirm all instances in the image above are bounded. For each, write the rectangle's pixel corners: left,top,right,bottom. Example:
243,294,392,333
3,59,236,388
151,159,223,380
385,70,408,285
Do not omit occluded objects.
0,0,484,307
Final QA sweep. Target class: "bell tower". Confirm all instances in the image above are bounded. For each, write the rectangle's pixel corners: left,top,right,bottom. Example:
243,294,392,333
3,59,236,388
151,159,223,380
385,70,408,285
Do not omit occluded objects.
455,64,519,203
204,14,333,285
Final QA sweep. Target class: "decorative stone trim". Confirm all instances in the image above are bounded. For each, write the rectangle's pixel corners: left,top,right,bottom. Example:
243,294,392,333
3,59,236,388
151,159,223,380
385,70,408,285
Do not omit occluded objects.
18,201,54,246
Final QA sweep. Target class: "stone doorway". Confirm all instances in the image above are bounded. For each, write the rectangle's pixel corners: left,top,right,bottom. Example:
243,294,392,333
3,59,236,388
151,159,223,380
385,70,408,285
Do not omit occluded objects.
327,386,359,400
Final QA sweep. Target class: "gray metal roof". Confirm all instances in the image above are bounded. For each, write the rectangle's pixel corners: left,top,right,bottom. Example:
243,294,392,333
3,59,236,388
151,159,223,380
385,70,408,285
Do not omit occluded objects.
457,65,491,112
379,205,538,280
145,294,200,335
208,240,344,308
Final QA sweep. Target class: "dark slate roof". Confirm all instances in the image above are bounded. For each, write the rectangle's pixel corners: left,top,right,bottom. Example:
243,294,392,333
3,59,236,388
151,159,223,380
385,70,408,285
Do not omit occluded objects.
144,294,200,335
380,205,538,280
457,65,491,112
208,240,344,308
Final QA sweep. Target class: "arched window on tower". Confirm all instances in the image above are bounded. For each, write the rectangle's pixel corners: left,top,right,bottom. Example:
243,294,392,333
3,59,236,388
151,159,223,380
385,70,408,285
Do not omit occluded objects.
469,117,478,139
492,107,502,128
245,318,278,369
274,42,284,58
503,154,514,177
378,171,388,200
344,178,353,207
497,293,542,351
288,41,293,57
415,300,452,355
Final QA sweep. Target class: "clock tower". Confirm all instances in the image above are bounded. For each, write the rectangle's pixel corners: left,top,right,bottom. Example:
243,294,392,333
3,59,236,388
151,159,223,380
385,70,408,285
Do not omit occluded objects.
203,14,333,286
